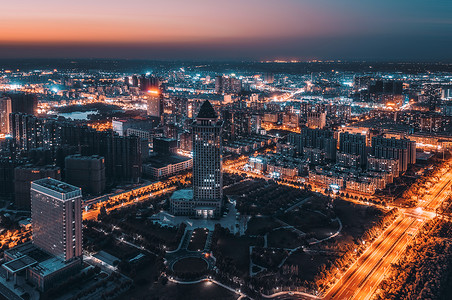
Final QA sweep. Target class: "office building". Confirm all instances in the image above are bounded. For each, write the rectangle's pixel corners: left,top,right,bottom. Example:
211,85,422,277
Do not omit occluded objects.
143,155,192,180
31,178,83,261
192,100,223,215
170,100,223,218
3,178,83,291
65,155,106,195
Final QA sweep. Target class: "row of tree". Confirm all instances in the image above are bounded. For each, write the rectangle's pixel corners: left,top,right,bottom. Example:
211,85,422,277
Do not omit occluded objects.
374,219,452,300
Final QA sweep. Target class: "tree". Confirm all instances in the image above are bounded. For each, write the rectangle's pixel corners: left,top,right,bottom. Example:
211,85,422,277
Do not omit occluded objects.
98,206,107,220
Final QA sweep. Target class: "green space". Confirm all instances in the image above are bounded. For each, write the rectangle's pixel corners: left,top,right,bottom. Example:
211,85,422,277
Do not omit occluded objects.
333,198,384,239
252,247,288,270
279,209,337,239
132,281,238,300
224,179,310,215
246,216,280,236
83,228,140,261
267,228,302,249
282,249,339,282
212,225,263,276
172,257,208,274
120,255,166,299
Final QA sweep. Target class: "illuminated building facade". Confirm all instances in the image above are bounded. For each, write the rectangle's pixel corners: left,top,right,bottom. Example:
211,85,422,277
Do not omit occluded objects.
31,178,83,261
192,100,223,217
0,97,12,135
170,100,223,218
307,111,326,129
147,90,164,119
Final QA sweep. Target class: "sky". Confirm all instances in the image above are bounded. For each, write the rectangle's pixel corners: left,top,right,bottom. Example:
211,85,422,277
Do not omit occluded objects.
0,0,451,61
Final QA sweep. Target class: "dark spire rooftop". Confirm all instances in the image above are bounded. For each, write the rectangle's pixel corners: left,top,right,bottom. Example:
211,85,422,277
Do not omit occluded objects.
196,100,217,119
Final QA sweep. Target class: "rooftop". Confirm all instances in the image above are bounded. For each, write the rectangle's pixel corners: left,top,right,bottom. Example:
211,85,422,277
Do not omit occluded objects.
170,188,193,201
145,154,192,168
93,251,120,267
31,178,82,201
196,100,217,119
5,242,52,263
3,242,80,277
16,164,60,171
65,154,104,161
3,255,37,273
31,256,78,277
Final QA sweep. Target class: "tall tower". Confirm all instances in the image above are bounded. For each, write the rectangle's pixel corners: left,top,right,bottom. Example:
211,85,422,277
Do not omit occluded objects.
147,89,163,119
0,97,12,135
192,100,223,217
31,178,83,261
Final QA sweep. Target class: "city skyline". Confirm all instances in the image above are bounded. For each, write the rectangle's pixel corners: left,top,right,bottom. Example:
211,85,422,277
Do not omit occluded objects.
1,0,451,61
1,2,452,299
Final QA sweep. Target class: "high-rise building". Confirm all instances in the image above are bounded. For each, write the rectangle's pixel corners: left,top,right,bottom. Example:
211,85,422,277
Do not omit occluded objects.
422,84,442,111
442,85,452,100
367,155,399,177
307,111,326,129
371,136,416,172
250,114,262,134
139,74,160,91
65,155,106,196
192,101,223,212
214,75,242,94
224,76,242,94
153,137,178,154
147,89,163,119
179,131,192,151
263,73,274,84
232,111,251,138
339,132,368,166
0,97,12,134
131,75,139,87
59,122,143,183
215,75,223,94
283,112,299,128
289,128,337,160
9,113,61,152
368,80,405,108
14,165,61,210
0,157,23,201
170,101,223,218
31,178,82,261
7,92,38,115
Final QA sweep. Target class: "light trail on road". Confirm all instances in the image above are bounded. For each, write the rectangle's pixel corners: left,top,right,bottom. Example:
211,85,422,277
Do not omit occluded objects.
322,160,452,300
